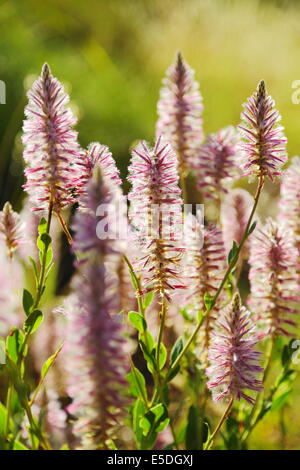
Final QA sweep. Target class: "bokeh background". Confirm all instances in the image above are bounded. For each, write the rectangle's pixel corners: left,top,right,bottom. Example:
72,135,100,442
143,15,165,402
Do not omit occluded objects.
1,0,300,449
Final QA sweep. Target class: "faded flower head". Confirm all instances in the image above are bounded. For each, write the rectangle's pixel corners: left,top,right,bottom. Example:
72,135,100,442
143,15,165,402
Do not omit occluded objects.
128,136,185,301
206,293,263,404
238,80,287,180
248,219,299,337
0,202,25,259
195,126,241,200
156,52,204,174
22,63,81,213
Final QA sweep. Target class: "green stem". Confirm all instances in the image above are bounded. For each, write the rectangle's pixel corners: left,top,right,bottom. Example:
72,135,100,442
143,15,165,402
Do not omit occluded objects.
4,384,13,446
204,396,234,450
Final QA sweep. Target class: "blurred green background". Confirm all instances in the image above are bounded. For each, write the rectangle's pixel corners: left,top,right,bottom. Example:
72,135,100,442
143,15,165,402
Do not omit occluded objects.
1,0,300,449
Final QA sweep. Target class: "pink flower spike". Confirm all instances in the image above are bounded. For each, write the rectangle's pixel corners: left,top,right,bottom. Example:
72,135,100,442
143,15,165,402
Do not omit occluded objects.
248,219,299,337
22,63,81,213
66,167,128,448
156,52,204,174
128,136,184,300
206,293,263,404
0,202,25,259
195,126,241,200
238,80,287,180
75,142,122,210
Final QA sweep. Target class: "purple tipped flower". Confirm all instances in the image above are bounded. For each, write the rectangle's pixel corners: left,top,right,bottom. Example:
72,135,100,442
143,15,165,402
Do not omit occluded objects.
221,188,254,256
248,219,299,337
206,293,263,404
128,137,184,301
66,169,128,448
75,142,122,209
22,64,81,213
195,126,241,200
238,80,287,180
156,53,204,174
0,202,25,259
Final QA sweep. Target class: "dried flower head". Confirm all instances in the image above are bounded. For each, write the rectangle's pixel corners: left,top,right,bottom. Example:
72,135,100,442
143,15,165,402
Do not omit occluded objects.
206,293,263,404
0,202,25,259
238,80,287,180
156,53,204,174
128,136,185,301
22,63,81,213
195,126,241,200
66,168,128,448
248,219,299,337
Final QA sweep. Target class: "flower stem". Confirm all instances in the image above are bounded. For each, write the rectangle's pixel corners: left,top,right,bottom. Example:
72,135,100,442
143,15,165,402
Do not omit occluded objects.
204,396,234,450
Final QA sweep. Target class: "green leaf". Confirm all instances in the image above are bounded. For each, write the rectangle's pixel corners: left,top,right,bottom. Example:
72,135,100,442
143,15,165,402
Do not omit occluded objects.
128,270,138,290
13,440,29,450
24,310,43,335
170,337,183,365
167,364,180,382
6,328,24,363
156,343,167,370
41,345,63,379
133,398,146,445
270,391,291,412
143,291,154,310
29,257,38,283
128,311,147,333
227,240,239,265
38,217,47,235
247,221,257,236
127,367,147,400
139,340,157,373
22,289,34,316
204,292,215,311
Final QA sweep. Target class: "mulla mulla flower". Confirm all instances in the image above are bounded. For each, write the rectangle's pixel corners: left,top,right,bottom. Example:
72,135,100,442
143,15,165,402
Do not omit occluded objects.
221,188,254,256
0,202,26,259
127,136,185,301
65,169,128,449
156,53,204,175
279,156,300,245
195,126,241,200
248,219,299,337
238,80,287,180
22,63,81,213
206,293,263,404
75,142,122,210
184,214,226,364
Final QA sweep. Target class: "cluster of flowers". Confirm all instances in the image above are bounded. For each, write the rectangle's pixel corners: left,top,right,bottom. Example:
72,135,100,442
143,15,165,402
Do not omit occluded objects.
0,53,298,449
